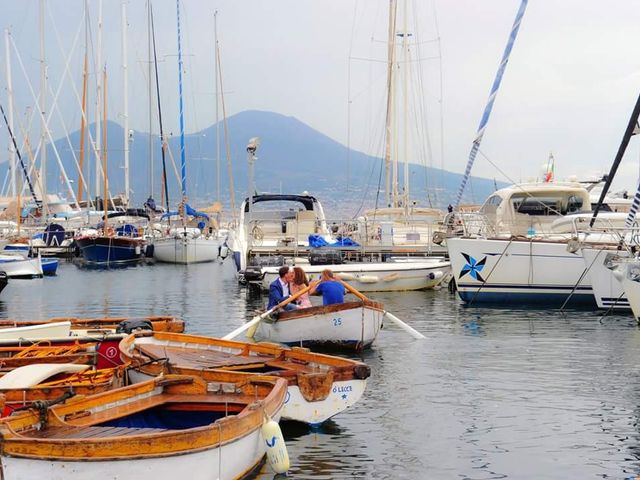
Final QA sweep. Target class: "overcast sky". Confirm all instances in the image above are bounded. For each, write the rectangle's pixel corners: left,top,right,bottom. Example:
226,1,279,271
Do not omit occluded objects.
2,0,640,194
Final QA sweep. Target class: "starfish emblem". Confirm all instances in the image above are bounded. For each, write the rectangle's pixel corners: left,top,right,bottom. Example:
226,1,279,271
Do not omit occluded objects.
459,253,486,282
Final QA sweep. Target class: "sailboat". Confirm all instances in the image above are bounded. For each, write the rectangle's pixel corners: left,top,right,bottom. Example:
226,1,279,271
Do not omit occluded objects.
152,1,218,264
75,66,146,267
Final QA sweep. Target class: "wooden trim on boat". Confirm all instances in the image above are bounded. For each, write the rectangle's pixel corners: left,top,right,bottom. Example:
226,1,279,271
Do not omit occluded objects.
276,300,385,321
0,316,185,333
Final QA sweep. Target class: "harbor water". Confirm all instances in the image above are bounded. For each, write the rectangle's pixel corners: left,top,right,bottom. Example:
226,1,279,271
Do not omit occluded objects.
7,261,640,479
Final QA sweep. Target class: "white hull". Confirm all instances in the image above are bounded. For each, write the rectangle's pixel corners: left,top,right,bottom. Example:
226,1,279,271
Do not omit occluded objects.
0,255,43,278
0,321,71,341
1,427,265,480
618,262,640,321
260,260,450,292
256,303,383,350
153,236,219,264
581,247,629,310
447,237,595,305
128,365,366,425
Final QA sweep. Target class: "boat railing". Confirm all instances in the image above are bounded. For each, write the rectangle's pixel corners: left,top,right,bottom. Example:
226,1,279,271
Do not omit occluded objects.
442,212,497,238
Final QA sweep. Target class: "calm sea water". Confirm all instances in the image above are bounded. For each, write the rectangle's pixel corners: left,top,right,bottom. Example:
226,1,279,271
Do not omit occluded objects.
5,260,640,479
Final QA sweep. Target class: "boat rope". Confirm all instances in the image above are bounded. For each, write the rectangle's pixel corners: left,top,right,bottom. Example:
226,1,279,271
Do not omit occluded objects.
13,388,76,430
558,247,604,315
467,236,515,306
598,290,627,323
453,0,528,209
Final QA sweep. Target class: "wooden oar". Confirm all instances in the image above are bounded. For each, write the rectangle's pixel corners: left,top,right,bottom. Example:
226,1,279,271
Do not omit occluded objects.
336,278,426,340
223,284,313,340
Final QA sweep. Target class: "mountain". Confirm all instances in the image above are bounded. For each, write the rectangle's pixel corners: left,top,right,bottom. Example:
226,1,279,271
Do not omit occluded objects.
1,110,504,216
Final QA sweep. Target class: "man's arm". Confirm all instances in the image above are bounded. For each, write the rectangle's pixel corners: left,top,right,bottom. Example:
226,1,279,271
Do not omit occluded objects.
269,282,288,305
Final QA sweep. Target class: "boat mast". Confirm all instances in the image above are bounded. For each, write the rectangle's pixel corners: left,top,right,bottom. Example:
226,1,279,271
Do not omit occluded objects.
383,0,397,208
453,0,528,209
401,0,409,214
214,10,220,204
176,0,187,223
147,1,154,200
218,42,236,216
592,94,640,227
94,0,103,204
102,67,109,228
4,29,16,198
122,1,130,208
77,1,89,205
150,5,169,211
39,0,48,215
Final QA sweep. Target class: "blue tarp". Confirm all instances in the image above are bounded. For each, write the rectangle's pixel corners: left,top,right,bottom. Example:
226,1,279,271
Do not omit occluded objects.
308,234,360,248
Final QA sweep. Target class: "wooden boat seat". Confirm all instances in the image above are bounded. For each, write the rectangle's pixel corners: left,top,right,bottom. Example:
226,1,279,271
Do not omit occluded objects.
138,344,274,370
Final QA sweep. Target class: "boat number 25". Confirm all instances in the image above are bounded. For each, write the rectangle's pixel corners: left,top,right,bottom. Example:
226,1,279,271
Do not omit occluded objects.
333,317,342,326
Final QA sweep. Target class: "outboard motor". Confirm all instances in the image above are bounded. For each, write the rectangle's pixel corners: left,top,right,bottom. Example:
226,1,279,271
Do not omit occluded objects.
116,319,153,334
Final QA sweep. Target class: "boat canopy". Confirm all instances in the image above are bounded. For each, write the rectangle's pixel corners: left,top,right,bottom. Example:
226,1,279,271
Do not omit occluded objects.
243,194,318,212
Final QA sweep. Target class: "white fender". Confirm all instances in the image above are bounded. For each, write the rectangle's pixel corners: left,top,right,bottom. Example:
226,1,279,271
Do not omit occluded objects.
428,270,444,281
261,416,290,474
358,275,379,284
337,272,355,281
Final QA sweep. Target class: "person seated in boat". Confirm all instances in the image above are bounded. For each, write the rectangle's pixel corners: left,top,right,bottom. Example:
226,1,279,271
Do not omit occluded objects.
268,266,298,311
291,266,313,308
310,269,345,306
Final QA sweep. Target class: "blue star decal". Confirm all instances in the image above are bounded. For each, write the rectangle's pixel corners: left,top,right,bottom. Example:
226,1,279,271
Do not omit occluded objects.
459,253,486,282
341,394,348,400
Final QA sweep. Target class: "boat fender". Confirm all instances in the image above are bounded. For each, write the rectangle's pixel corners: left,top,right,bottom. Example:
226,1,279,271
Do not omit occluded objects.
428,271,444,281
218,244,229,259
261,416,289,474
145,244,155,258
382,272,399,282
337,272,355,281
358,275,379,284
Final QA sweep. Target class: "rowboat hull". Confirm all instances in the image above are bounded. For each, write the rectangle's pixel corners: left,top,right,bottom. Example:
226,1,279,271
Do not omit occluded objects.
255,301,384,351
153,236,219,264
260,260,450,292
0,427,265,480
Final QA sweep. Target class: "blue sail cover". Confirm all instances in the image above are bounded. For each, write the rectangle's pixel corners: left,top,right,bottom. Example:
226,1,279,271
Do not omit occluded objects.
160,204,209,220
308,234,360,248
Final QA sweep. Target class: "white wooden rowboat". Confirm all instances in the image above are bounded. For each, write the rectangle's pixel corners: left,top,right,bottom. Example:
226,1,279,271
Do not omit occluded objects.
0,321,71,341
255,300,384,352
119,331,371,425
0,373,287,480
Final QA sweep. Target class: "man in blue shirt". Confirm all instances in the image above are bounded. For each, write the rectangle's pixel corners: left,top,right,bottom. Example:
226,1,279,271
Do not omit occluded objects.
268,266,298,310
310,269,345,305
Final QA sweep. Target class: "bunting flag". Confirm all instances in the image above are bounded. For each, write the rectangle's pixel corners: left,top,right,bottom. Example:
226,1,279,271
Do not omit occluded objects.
453,0,528,209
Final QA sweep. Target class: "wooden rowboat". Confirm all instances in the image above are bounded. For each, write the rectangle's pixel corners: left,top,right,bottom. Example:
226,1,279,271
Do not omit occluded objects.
0,342,97,371
0,316,184,370
0,372,287,480
0,315,185,334
0,364,125,416
255,300,385,352
120,331,371,425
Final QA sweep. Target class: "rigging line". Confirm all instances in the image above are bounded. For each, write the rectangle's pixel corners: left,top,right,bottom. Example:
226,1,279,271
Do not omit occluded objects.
9,34,80,208
558,248,603,316
346,0,360,194
0,104,39,205
476,148,564,216
150,5,170,211
431,0,445,198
